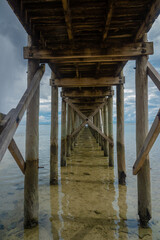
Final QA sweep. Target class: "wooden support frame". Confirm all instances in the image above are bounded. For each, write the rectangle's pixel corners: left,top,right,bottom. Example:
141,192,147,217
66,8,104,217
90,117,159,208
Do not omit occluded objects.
0,112,25,174
65,98,113,145
23,42,153,62
54,76,124,87
61,0,74,43
61,89,114,98
102,0,115,42
135,0,160,41
147,61,160,91
0,64,45,162
133,109,160,175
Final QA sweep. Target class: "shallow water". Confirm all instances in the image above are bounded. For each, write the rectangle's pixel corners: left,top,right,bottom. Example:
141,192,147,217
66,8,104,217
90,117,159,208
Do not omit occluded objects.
0,124,160,239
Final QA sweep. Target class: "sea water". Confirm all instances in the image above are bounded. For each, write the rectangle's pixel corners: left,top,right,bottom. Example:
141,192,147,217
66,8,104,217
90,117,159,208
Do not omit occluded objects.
0,123,160,240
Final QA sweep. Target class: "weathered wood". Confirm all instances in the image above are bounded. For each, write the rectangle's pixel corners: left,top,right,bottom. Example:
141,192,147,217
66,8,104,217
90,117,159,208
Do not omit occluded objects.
61,98,67,166
135,0,160,41
66,104,71,157
62,0,73,43
133,109,160,175
50,75,58,185
68,99,113,144
102,0,115,42
0,64,45,162
70,108,75,150
62,89,114,98
0,111,25,174
147,61,160,91
136,37,151,226
108,94,114,166
116,83,126,185
54,77,123,87
103,104,109,157
24,36,42,229
24,43,153,60
8,139,25,174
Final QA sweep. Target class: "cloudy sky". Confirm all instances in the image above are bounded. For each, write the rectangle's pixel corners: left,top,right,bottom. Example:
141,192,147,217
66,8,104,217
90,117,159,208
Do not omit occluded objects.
0,0,160,124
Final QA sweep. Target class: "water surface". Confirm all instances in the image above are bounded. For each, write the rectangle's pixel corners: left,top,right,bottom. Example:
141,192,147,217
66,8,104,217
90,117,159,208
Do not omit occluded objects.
0,124,160,239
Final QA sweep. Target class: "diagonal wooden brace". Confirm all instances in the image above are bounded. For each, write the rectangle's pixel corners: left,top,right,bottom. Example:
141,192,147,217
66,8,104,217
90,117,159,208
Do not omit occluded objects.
0,64,45,162
64,98,113,146
0,111,25,174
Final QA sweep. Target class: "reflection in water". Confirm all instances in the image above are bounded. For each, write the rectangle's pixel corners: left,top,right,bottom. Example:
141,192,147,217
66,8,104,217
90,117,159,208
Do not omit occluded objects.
118,185,128,239
0,125,159,239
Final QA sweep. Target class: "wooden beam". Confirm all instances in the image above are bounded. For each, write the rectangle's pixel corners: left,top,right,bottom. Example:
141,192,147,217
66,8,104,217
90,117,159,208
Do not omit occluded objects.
133,109,160,175
102,0,115,42
0,111,25,174
135,0,160,41
71,121,87,138
0,64,45,162
23,42,153,61
8,139,25,174
62,89,114,98
69,98,105,104
48,63,61,79
55,77,123,87
65,98,113,144
147,61,160,91
61,0,73,43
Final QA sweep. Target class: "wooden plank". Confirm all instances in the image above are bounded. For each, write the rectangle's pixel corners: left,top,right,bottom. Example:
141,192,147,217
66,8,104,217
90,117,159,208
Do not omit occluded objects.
102,0,115,42
54,77,123,87
133,109,160,175
61,0,73,43
147,61,160,91
62,89,114,98
0,111,25,174
0,64,45,162
135,0,160,41
23,43,153,60
8,139,25,174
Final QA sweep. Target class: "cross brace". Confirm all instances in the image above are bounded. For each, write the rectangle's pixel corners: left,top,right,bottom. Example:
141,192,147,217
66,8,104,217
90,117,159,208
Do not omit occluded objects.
0,111,25,174
64,98,113,146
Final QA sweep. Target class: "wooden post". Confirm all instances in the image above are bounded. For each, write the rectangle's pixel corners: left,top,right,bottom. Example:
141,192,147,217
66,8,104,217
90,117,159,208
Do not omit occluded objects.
108,94,114,167
61,98,66,166
24,36,40,228
103,104,109,156
116,81,126,185
50,74,58,185
136,34,151,226
99,109,104,150
71,108,75,150
74,112,79,146
66,104,71,157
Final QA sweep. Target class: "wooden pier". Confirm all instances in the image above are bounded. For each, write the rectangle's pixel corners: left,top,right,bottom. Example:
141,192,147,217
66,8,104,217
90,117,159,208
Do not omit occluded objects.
1,0,160,229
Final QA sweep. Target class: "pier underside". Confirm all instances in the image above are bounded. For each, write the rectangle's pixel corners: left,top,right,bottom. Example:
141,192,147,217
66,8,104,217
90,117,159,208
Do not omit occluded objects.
1,0,160,231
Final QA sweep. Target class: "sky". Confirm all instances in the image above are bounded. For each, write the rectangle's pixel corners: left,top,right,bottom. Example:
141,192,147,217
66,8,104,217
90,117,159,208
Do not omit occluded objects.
0,0,160,124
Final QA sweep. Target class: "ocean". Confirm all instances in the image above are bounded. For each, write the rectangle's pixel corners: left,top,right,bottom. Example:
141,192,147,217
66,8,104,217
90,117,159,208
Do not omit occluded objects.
0,123,160,239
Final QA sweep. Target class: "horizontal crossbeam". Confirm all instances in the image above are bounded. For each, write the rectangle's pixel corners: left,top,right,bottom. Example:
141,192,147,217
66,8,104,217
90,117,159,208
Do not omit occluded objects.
24,43,153,62
0,64,45,162
133,109,160,175
61,89,114,98
54,77,124,87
